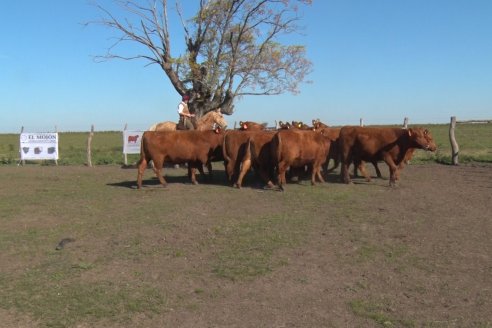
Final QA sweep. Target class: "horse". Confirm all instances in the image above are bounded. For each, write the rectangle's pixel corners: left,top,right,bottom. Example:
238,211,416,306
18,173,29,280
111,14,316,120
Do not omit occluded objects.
148,108,227,131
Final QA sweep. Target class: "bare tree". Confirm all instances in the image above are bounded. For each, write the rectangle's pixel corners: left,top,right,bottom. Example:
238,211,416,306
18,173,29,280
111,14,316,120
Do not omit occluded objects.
89,0,313,117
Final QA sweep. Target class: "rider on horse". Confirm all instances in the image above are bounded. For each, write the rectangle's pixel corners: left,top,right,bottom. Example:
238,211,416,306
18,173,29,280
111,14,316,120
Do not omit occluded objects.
177,95,196,130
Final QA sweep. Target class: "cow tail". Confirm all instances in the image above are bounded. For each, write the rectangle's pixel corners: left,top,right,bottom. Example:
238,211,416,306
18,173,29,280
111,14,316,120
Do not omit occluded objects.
247,137,255,162
271,132,281,166
222,133,231,163
138,132,147,166
276,132,282,164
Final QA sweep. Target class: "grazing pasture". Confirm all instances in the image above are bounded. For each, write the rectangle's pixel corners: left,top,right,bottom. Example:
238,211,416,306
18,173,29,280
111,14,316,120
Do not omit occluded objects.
0,162,491,327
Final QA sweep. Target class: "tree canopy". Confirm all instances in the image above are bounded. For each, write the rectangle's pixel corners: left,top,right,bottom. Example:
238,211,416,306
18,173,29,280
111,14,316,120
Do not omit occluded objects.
92,0,313,116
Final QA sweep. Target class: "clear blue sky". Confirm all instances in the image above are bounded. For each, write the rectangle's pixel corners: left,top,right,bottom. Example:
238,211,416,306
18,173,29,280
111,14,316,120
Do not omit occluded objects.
1,0,491,133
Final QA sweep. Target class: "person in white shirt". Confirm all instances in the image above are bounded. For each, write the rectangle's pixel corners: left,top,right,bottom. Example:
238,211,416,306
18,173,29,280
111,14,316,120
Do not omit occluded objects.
177,95,195,130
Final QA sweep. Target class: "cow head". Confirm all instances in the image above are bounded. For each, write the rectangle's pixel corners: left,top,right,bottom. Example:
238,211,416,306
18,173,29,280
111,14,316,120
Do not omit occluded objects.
312,119,329,131
278,121,291,129
292,121,311,130
408,128,437,152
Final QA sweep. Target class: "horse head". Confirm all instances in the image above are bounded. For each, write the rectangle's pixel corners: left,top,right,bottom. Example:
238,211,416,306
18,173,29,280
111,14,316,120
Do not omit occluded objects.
201,108,227,130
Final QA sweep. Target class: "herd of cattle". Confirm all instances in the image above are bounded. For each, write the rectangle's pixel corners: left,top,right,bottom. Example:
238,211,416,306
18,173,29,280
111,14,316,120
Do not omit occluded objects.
136,119,437,190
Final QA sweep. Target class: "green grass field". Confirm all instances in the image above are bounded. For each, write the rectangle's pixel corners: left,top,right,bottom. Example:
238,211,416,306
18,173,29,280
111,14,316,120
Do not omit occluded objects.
0,123,491,166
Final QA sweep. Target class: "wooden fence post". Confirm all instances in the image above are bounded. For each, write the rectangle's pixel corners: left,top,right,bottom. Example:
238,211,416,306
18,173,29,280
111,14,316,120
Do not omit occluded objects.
123,123,128,166
449,116,459,165
87,124,94,167
403,117,408,128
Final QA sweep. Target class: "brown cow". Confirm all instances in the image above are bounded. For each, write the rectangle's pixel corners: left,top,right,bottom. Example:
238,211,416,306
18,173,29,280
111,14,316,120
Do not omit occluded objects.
239,121,267,131
235,131,276,189
222,130,275,188
313,121,384,179
137,129,224,188
271,129,332,191
339,126,437,186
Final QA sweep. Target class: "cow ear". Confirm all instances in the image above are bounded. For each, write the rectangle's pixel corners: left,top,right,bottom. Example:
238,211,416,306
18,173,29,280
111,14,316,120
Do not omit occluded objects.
407,128,413,137
424,129,428,135
215,126,221,134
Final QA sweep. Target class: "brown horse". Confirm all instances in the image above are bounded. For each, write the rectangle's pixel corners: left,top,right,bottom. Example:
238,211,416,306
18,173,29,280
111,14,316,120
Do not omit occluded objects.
148,108,227,131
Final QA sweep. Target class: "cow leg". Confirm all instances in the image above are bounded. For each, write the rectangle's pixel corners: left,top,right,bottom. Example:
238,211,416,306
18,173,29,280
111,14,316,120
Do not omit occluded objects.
278,162,289,191
197,164,207,183
236,158,252,188
136,158,147,189
187,164,200,185
206,161,213,178
257,165,276,189
325,157,340,175
372,161,383,178
225,160,235,184
315,165,325,184
383,155,398,187
341,150,353,184
341,161,351,184
152,159,167,187
189,166,199,185
357,161,371,182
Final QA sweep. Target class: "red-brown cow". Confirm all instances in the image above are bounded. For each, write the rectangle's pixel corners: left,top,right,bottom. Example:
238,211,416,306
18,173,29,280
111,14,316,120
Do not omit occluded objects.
271,129,332,191
235,131,276,189
238,121,267,131
339,126,437,186
222,130,275,188
313,121,385,179
137,129,224,188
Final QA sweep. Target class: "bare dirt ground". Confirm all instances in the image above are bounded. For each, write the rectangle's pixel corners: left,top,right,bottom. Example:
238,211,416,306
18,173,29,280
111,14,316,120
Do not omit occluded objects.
160,164,492,328
1,163,491,327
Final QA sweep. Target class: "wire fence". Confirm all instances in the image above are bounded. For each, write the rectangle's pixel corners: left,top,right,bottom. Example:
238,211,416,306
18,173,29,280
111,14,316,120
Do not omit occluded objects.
1,118,491,166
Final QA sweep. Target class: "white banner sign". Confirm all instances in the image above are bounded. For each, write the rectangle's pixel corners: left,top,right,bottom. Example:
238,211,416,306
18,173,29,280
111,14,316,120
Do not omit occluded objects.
123,130,144,154
20,133,59,160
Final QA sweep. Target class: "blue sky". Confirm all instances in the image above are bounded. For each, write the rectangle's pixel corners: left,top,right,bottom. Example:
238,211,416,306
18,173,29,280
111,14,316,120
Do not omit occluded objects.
1,0,491,133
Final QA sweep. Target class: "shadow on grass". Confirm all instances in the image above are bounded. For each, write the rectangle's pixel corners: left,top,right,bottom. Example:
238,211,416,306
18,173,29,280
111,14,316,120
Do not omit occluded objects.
107,168,231,189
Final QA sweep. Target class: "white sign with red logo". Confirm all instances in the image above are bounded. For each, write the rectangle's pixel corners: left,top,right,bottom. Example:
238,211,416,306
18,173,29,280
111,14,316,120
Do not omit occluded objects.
20,133,59,160
123,130,144,154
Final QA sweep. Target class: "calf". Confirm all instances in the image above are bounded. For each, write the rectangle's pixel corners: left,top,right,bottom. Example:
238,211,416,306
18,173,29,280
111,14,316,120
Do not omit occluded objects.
271,129,332,191
137,129,224,188
339,126,437,186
